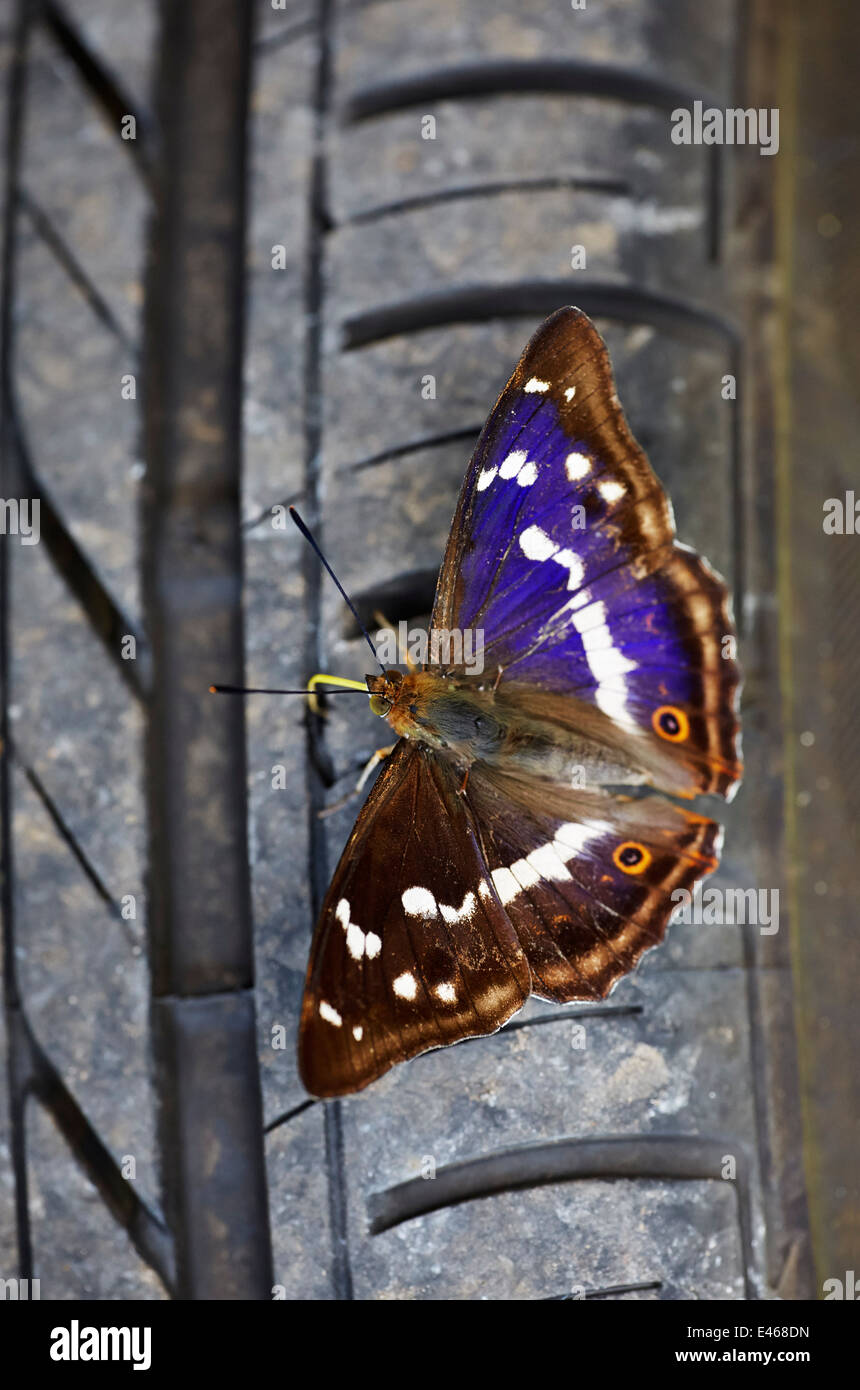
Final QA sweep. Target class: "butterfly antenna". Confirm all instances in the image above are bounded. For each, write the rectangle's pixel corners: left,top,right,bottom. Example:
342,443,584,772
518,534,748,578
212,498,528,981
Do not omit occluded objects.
209,683,369,697
289,506,384,672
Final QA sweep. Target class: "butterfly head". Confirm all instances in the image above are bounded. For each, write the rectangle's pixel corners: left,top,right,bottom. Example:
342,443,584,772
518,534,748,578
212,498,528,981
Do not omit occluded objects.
366,668,405,717
365,667,453,744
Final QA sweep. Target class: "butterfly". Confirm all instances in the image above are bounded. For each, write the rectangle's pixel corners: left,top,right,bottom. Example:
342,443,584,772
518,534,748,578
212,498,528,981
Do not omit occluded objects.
299,306,742,1098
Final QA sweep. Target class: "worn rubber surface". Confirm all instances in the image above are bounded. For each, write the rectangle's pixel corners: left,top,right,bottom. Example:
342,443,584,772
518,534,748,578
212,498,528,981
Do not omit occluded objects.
0,0,812,1299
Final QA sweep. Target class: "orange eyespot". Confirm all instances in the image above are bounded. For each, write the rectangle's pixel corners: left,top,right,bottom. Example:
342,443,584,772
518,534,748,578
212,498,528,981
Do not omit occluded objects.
652,704,689,742
612,841,652,875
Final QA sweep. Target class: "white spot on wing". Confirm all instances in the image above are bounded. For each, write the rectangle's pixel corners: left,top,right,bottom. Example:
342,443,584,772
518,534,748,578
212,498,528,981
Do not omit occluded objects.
519,525,556,561
346,923,365,961
352,1025,363,1041
570,600,636,721
516,459,538,487
500,449,528,479
523,376,550,393
527,842,572,883
564,386,577,402
393,971,417,1000
320,1001,342,1027
555,821,606,854
564,596,604,630
434,982,456,1003
491,866,520,906
565,452,591,480
490,822,606,907
551,547,584,590
599,479,625,503
403,886,477,925
479,451,538,493
402,886,437,918
439,891,477,925
518,526,584,591
510,857,541,891
337,897,381,961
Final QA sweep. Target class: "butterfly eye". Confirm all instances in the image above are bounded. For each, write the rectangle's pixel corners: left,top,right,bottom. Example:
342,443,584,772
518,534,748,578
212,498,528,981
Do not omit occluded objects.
369,694,391,717
652,705,690,742
612,841,653,875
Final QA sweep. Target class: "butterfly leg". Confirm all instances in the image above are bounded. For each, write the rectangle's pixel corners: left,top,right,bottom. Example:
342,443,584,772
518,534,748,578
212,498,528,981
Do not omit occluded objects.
319,744,396,818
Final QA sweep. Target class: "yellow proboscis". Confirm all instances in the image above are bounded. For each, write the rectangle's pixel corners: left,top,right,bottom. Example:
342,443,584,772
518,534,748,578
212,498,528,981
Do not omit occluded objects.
306,673,368,715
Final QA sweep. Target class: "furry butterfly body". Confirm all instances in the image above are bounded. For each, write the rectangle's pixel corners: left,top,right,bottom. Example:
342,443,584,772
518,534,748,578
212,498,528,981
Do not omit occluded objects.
299,307,742,1098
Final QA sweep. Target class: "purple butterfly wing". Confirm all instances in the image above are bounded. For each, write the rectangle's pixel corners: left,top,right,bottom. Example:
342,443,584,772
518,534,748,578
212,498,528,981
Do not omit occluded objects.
432,307,742,801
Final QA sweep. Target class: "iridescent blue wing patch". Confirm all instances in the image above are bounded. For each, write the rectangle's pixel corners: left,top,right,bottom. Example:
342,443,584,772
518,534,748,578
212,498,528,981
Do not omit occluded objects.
432,307,742,801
